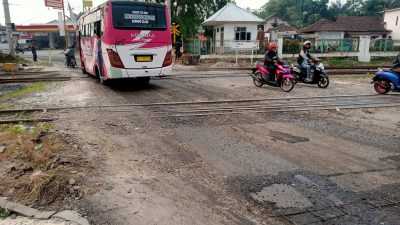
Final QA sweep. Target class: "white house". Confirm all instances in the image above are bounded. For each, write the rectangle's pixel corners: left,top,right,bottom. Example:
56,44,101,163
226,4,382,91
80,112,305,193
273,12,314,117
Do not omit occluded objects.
384,8,400,41
202,3,264,54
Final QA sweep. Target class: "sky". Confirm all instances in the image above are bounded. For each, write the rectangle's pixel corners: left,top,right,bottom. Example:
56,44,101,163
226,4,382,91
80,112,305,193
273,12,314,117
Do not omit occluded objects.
1,0,269,25
0,0,333,25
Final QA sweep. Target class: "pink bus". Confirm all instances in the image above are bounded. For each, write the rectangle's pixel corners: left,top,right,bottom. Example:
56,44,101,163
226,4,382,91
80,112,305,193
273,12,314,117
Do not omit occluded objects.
78,0,172,84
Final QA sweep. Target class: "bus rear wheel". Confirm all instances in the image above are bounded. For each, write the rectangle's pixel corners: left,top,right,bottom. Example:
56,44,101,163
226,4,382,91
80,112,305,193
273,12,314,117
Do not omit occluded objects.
96,67,108,85
137,77,150,85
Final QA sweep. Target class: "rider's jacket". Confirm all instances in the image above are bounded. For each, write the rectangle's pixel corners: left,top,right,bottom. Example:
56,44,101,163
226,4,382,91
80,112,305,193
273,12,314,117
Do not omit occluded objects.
394,54,400,68
298,48,313,65
264,50,279,66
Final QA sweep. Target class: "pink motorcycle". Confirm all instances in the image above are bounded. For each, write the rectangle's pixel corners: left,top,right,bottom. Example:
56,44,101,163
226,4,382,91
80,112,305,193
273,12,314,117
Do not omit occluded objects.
251,62,296,92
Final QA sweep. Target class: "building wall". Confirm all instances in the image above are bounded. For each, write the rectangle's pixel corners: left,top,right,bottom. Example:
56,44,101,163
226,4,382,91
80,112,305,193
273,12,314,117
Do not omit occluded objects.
384,9,400,41
316,32,344,39
264,17,289,31
214,23,259,47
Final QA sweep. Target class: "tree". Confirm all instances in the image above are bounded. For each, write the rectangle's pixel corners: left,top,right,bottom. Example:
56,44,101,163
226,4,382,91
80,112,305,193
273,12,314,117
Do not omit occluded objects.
170,0,233,38
361,0,400,16
258,0,400,28
257,0,330,27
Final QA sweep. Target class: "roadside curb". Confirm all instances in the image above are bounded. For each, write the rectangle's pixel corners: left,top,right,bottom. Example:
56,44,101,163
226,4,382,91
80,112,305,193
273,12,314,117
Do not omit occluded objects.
0,197,89,225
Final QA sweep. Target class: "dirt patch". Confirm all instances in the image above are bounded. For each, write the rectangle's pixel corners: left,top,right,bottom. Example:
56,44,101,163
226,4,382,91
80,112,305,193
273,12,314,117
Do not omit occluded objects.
0,123,92,210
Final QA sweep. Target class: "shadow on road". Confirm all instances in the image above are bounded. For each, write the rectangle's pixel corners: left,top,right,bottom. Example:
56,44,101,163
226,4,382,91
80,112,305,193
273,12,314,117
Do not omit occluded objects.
106,79,164,92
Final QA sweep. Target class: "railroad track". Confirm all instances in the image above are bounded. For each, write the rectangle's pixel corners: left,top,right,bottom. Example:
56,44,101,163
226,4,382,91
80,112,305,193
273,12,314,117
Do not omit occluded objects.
134,94,400,117
0,94,398,118
0,66,379,83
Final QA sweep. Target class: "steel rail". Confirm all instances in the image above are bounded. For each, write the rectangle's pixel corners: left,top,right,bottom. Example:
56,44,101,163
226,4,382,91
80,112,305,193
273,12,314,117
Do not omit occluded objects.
151,103,400,118
0,94,395,115
147,99,400,114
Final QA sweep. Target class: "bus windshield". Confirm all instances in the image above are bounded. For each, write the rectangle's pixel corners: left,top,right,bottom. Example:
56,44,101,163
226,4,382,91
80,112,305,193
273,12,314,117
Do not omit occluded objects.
112,2,167,30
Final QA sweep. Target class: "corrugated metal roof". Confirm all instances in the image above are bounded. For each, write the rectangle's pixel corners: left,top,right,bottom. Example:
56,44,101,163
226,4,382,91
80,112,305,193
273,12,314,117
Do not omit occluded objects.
203,3,263,26
301,16,389,33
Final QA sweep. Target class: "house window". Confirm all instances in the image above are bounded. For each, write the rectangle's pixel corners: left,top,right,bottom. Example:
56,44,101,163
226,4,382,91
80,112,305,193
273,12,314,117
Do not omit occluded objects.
217,28,219,32
235,27,251,41
396,16,399,26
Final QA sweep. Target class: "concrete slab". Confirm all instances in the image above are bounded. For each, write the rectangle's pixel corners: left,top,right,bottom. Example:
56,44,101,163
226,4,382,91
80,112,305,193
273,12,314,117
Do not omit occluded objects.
53,210,89,225
250,184,313,209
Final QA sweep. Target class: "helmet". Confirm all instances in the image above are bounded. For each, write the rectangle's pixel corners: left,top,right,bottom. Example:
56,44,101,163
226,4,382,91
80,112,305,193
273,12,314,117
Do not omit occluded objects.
303,41,312,46
268,42,278,51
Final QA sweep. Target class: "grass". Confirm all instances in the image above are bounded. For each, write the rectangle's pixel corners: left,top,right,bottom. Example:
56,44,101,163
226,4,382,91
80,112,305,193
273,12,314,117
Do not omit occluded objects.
323,57,393,68
0,82,47,102
0,54,28,64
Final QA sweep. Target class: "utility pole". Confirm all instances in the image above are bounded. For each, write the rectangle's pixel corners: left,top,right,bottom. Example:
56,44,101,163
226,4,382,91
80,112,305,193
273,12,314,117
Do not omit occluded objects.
62,0,68,49
2,0,15,56
166,0,171,23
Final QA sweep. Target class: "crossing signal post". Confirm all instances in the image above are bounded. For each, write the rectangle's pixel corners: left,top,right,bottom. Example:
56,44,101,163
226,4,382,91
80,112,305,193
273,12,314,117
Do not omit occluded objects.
171,23,181,45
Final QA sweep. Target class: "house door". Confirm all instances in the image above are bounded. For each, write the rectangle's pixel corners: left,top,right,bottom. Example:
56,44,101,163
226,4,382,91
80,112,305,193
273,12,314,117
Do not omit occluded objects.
220,27,224,53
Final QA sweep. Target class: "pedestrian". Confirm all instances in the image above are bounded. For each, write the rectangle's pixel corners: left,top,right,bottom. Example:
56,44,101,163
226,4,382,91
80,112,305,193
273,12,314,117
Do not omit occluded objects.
31,44,37,62
175,39,182,60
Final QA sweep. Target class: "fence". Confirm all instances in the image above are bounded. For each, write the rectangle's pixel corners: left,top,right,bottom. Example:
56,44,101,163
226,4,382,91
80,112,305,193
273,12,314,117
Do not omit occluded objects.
183,36,398,62
283,38,359,54
370,39,400,52
184,39,264,55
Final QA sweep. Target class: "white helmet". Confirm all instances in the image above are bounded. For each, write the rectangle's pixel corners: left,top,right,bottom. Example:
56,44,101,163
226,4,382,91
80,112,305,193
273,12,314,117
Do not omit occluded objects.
303,41,312,46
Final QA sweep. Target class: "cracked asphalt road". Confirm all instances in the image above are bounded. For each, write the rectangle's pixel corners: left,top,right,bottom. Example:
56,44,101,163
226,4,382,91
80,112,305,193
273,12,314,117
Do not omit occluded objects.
7,66,400,225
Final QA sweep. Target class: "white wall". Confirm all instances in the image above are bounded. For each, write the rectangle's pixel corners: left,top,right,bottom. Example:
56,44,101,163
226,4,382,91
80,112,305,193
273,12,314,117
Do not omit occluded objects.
317,32,344,39
384,9,400,41
213,23,259,48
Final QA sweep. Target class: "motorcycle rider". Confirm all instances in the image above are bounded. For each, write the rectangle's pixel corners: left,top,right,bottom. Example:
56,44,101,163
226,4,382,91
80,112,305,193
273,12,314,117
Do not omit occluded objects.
298,40,316,82
65,43,76,67
264,42,283,81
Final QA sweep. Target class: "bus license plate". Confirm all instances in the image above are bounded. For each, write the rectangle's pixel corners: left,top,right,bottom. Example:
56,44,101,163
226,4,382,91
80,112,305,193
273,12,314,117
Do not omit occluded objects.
136,56,152,62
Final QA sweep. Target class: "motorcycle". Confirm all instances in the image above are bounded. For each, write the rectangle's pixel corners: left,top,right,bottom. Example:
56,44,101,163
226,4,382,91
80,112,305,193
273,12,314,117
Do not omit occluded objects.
64,47,77,68
251,61,296,92
372,69,400,94
292,59,329,88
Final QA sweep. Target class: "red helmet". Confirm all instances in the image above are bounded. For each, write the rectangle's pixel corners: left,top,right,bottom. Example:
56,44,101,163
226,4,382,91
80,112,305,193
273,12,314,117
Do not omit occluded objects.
268,42,278,51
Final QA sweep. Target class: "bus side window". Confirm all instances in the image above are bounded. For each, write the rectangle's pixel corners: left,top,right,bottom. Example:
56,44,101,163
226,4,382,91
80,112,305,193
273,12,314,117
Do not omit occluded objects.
89,24,92,37
94,21,102,38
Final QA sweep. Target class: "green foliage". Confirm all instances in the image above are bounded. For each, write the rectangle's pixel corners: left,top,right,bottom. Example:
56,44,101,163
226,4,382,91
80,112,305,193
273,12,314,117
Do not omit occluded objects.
258,0,400,27
170,0,234,38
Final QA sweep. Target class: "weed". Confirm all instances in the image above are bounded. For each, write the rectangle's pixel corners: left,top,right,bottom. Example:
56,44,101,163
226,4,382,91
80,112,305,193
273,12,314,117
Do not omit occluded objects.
5,124,28,135
0,207,10,219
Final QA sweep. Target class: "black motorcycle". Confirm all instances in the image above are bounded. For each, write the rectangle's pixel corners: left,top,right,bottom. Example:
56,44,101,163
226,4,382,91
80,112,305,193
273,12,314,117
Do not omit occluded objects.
292,59,330,88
